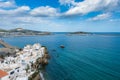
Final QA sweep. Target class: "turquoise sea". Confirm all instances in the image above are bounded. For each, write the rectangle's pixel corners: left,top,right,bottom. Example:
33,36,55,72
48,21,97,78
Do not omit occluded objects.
2,33,120,80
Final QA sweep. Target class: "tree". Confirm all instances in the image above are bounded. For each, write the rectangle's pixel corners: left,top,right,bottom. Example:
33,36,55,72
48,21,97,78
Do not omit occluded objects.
0,55,4,59
25,64,30,73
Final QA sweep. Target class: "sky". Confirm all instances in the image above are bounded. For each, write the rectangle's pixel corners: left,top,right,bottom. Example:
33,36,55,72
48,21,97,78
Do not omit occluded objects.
0,0,120,32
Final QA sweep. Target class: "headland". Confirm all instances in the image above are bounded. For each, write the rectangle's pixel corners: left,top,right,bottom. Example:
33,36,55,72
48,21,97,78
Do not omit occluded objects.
0,40,49,80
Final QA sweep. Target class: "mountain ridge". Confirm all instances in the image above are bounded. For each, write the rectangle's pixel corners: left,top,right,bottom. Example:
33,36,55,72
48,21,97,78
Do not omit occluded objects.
0,28,51,37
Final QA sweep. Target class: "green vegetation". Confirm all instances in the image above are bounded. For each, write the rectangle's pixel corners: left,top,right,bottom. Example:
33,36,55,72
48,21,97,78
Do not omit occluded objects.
0,54,5,59
0,28,8,32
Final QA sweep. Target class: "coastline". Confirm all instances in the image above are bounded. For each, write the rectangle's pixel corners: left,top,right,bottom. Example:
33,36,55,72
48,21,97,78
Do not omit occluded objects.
0,34,53,38
0,34,120,80
0,41,50,80
0,28,52,38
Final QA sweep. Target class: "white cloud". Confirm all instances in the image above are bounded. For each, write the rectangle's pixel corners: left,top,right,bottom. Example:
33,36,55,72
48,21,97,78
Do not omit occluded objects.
0,6,30,16
0,0,119,31
30,6,59,17
0,0,60,29
0,0,30,16
0,1,60,30
15,6,30,13
88,13,111,21
109,19,120,22
13,16,51,24
0,15,65,31
64,0,119,16
0,1,15,8
59,0,75,5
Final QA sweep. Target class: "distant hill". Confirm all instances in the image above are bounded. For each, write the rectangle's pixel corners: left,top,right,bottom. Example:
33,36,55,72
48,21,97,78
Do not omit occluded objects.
0,28,8,32
9,28,42,33
0,28,51,37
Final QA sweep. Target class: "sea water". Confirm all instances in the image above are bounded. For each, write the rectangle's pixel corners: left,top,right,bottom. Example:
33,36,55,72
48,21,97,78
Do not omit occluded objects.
2,33,120,80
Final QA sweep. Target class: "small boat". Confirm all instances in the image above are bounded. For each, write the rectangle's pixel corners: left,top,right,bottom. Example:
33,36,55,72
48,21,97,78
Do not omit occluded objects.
60,45,65,48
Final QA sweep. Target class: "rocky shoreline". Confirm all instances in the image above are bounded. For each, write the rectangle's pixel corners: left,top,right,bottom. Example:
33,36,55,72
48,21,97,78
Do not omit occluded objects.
28,46,50,80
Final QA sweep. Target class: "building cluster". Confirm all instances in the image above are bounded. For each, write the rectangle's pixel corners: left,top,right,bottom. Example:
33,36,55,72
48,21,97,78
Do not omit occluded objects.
0,43,45,80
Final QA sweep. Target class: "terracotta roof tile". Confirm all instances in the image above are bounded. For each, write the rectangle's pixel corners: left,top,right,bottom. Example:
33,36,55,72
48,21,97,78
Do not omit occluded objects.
0,69,8,78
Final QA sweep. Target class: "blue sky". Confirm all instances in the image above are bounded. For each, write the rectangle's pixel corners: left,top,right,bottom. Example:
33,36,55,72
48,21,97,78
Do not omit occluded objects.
0,0,120,32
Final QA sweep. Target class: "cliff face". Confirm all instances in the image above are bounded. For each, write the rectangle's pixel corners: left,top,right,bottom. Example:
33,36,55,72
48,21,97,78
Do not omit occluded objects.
28,47,50,80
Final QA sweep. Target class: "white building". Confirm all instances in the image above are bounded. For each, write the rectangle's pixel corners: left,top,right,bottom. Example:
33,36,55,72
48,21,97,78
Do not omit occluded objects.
0,43,45,80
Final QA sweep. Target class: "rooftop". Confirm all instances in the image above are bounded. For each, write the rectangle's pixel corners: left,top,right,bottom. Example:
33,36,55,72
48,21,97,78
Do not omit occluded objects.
0,69,8,78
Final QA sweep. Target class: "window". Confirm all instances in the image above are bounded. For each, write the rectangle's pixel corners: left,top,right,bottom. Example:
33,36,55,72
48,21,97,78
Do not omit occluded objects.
10,71,14,75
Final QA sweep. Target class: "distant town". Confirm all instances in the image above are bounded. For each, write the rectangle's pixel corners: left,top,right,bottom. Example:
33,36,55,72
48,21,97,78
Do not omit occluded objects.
0,28,51,37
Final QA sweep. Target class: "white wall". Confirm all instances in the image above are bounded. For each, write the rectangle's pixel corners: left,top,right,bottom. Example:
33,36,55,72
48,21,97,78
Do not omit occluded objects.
0,75,9,80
